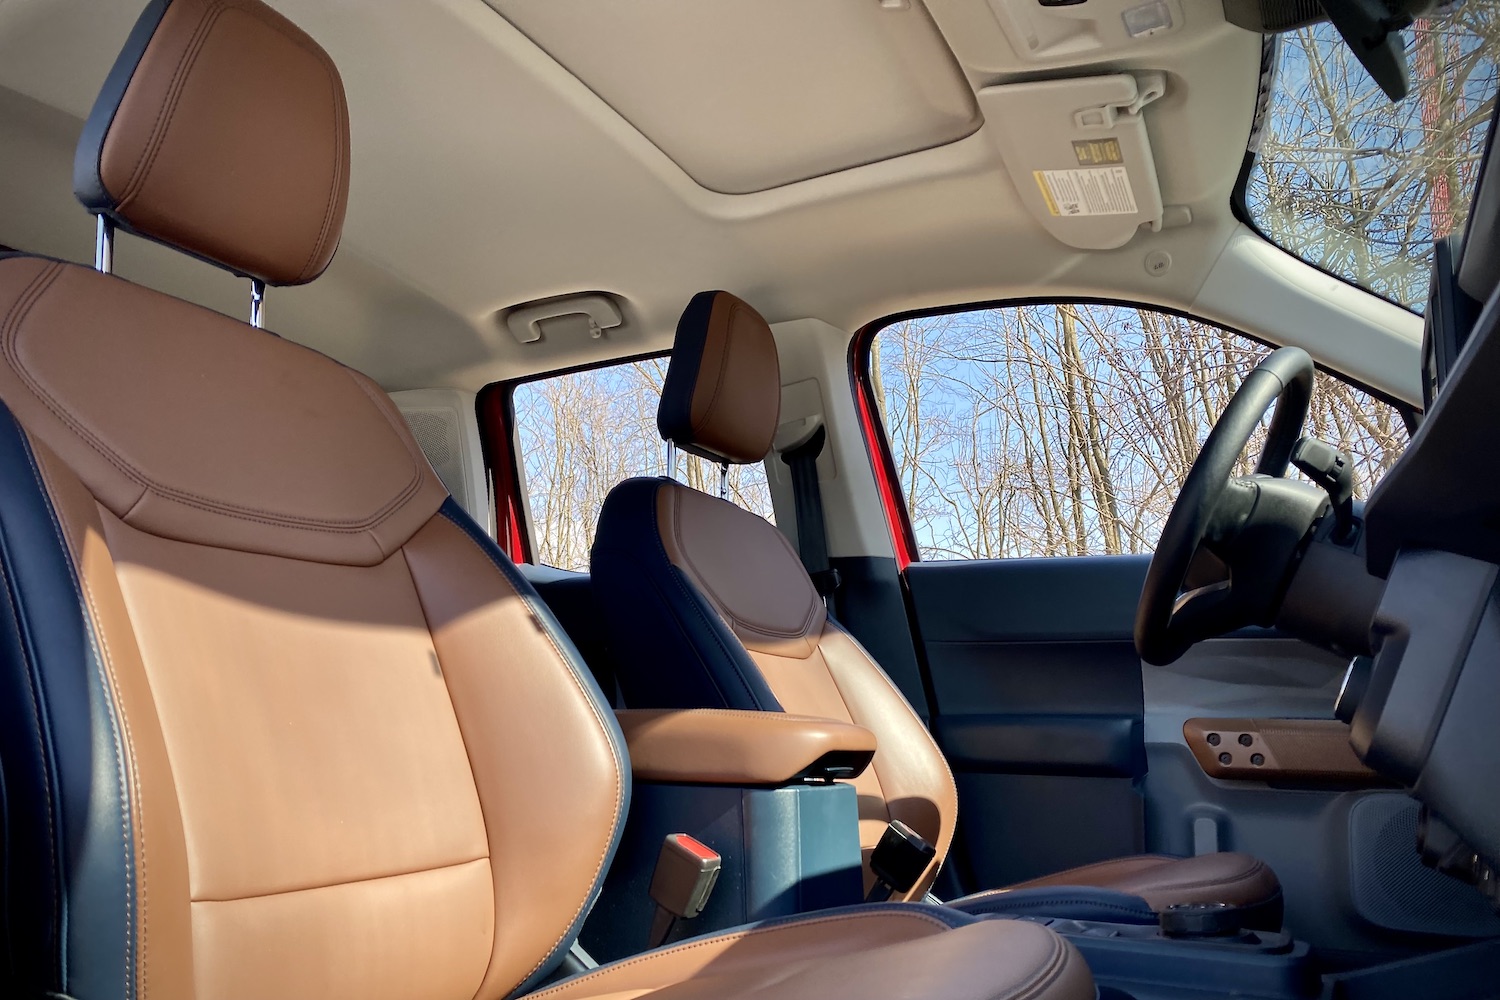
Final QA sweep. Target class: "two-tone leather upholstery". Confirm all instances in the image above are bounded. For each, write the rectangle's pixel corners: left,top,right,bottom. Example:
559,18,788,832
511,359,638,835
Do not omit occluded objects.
592,290,1284,921
74,0,348,285
593,473,959,897
0,3,1094,999
657,289,781,464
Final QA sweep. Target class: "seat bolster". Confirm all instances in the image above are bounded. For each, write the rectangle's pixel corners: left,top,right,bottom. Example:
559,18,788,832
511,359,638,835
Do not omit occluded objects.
819,621,958,898
947,885,1158,924
409,499,631,996
591,477,781,711
0,407,194,1000
526,904,1094,1000
1001,852,1282,911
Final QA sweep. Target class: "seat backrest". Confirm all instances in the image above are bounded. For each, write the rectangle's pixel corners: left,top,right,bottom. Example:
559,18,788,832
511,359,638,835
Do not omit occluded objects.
0,3,627,998
591,291,955,899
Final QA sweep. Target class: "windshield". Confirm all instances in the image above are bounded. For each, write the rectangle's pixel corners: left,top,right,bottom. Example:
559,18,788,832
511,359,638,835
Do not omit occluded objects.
1243,5,1499,310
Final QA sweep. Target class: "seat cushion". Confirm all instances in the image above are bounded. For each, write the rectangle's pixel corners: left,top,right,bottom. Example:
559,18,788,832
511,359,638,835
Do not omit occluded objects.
1001,852,1279,910
528,906,1092,1000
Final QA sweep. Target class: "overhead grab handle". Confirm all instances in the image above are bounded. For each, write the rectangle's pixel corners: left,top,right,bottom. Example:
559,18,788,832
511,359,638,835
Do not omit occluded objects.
505,293,624,345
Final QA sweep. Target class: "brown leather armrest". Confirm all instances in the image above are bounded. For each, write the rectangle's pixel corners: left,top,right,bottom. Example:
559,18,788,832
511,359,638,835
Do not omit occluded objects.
615,709,876,786
1184,717,1384,784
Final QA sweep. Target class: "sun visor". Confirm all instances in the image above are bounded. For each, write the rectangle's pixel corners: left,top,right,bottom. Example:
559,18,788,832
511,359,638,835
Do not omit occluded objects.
979,73,1166,250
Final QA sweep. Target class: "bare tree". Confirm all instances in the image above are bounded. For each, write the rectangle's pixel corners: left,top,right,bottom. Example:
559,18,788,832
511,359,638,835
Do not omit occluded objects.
514,359,775,570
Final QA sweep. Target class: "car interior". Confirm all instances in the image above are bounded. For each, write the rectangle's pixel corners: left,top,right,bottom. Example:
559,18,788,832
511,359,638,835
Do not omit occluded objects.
1,0,1498,998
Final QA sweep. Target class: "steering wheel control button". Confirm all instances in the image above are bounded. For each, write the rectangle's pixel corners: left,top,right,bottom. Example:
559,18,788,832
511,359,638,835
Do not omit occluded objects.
1206,732,1221,746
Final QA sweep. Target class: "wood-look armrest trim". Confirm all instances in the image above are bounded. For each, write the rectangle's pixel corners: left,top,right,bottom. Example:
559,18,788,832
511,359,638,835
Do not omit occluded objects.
1184,717,1384,784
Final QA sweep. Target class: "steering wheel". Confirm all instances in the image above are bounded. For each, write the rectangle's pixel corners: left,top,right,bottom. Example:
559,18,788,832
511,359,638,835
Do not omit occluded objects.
1135,347,1318,666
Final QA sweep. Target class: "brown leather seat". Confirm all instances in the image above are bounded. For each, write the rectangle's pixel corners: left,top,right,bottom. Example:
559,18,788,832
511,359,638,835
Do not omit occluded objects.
590,290,1282,922
0,3,1094,999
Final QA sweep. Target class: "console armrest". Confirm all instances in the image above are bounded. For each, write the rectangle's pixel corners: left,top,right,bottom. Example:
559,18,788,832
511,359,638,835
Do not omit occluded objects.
616,709,876,786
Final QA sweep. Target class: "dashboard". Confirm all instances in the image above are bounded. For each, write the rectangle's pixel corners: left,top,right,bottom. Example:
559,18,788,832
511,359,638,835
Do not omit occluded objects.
1340,99,1500,910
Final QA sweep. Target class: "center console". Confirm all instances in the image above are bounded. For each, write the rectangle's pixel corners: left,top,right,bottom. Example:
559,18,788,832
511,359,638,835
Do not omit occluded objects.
576,707,1326,1000
580,709,874,963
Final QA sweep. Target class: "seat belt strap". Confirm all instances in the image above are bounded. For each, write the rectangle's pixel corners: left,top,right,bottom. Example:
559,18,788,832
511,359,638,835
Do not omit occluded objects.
781,425,840,600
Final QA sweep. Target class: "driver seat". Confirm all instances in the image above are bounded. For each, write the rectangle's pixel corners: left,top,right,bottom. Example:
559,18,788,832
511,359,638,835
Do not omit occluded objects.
0,3,1095,999
591,290,1284,924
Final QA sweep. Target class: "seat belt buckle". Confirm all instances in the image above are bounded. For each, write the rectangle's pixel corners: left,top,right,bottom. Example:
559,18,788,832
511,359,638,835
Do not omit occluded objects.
647,833,722,948
865,820,936,902
810,567,842,597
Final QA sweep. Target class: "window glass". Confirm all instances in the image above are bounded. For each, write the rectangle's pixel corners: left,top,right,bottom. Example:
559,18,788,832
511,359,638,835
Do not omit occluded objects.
1243,9,1499,309
511,358,774,570
871,304,1407,561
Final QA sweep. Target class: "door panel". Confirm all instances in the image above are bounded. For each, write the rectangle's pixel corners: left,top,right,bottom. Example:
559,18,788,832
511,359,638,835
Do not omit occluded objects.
899,555,1482,952
904,555,1149,890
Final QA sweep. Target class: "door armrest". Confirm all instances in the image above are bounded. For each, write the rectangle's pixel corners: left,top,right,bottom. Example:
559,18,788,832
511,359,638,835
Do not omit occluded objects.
616,709,876,786
1184,717,1385,784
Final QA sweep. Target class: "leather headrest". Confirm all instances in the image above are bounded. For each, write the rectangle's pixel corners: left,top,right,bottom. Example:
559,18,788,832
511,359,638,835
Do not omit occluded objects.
657,291,780,465
74,0,350,286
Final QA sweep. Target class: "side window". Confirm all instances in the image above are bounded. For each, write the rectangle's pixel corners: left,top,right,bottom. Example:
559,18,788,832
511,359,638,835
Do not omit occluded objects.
870,303,1408,560
511,357,774,570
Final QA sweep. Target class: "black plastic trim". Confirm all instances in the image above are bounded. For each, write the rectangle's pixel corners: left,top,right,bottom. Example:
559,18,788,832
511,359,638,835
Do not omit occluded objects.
73,0,172,213
0,403,134,999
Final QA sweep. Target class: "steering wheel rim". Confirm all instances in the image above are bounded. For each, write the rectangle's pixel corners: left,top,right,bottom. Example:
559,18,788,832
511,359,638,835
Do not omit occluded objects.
1135,347,1315,666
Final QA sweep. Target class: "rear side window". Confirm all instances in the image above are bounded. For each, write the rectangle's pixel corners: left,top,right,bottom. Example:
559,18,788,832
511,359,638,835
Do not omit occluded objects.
511,357,774,570
870,303,1407,560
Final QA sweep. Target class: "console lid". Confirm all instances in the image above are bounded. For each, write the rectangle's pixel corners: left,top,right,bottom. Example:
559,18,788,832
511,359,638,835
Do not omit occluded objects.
616,709,876,786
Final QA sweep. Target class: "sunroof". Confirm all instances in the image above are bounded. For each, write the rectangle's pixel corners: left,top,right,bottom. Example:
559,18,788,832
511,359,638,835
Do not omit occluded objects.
484,0,981,194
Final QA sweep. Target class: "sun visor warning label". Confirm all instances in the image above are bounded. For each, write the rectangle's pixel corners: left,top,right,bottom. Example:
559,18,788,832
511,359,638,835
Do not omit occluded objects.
1034,167,1138,217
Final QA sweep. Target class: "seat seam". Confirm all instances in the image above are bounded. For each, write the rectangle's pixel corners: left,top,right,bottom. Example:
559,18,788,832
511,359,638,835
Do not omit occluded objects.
119,1,226,207
0,526,62,979
521,909,958,1000
823,620,958,888
687,306,734,439
0,263,426,536
669,492,820,643
297,32,345,281
28,442,138,1000
190,854,490,904
651,485,773,710
437,508,627,988
1009,933,1072,1000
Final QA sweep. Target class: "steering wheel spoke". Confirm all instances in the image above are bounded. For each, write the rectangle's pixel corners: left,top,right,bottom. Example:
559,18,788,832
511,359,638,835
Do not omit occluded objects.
1135,347,1316,666
1171,581,1244,637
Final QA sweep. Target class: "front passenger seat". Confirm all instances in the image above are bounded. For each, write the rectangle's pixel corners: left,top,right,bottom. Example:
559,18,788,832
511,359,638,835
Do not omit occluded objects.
591,290,1283,924
0,3,1093,999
